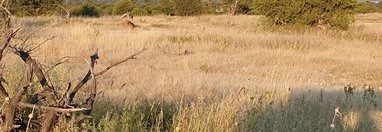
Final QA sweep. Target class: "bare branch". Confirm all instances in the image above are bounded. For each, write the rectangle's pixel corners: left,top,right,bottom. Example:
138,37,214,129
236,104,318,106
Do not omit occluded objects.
0,28,21,61
73,114,92,124
18,102,87,113
0,80,8,97
82,58,97,115
68,48,147,103
4,62,32,131
68,50,98,103
96,48,147,76
19,27,43,49
27,36,55,52
55,4,70,20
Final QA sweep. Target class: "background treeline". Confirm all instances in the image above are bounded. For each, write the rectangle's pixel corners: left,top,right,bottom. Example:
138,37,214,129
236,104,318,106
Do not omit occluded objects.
9,0,250,17
9,0,382,17
7,0,382,30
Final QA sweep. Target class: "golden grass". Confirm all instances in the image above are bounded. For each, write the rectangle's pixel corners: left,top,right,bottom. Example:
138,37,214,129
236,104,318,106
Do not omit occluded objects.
2,14,382,131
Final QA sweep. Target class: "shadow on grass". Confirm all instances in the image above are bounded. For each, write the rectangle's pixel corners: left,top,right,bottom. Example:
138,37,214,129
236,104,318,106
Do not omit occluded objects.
243,86,382,132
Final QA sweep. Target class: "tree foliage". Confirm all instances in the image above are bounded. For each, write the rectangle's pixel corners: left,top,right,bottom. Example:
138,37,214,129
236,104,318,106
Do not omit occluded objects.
152,0,175,15
71,3,101,17
112,0,136,15
253,0,357,30
174,0,202,16
10,0,63,16
355,2,379,13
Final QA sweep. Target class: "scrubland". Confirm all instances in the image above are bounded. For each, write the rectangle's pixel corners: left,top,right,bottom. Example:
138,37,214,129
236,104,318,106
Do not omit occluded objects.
3,13,382,131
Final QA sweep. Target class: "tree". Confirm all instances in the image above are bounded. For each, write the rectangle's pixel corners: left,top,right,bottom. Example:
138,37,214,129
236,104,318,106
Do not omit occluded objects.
71,2,101,17
0,1,147,131
113,0,136,15
152,0,175,15
253,0,357,30
174,0,202,16
9,0,64,16
355,2,378,13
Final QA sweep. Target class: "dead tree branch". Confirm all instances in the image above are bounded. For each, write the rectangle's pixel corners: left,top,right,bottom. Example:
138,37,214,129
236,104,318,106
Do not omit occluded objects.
4,62,32,131
0,3,20,98
96,48,147,76
18,102,87,113
56,4,70,20
27,36,55,52
0,2,147,130
68,48,147,103
228,0,239,15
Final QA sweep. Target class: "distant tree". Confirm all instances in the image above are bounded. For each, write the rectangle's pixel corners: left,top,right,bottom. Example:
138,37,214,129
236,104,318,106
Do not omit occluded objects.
71,2,101,17
112,0,136,15
174,0,202,16
10,0,64,16
253,0,357,30
152,0,175,15
355,2,378,13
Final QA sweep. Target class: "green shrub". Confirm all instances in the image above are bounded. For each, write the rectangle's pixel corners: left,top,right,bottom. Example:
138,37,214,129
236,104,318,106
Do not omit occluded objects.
355,2,378,13
152,0,175,16
71,3,101,17
132,7,150,16
10,0,63,16
112,0,136,15
253,0,357,30
96,3,115,16
174,0,202,16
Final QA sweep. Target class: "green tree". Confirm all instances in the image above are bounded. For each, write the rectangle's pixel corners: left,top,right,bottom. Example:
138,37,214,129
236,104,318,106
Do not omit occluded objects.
253,0,357,30
152,0,175,15
113,0,136,15
71,2,101,17
355,2,378,13
10,0,64,16
174,0,202,16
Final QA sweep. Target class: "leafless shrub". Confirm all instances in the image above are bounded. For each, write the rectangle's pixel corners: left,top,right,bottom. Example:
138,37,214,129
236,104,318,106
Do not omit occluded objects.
0,1,147,131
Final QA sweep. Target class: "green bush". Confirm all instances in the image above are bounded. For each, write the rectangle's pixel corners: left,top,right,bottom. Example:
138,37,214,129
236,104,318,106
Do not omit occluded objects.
174,0,202,16
71,3,101,17
96,3,115,16
253,0,357,30
112,0,136,15
132,7,150,16
10,0,63,16
355,2,378,13
152,0,175,16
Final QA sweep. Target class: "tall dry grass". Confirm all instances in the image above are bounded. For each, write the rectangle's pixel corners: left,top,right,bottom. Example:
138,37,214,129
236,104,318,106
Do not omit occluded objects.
1,14,382,131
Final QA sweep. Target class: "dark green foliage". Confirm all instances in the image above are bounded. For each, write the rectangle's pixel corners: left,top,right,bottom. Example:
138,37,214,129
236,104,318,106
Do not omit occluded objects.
132,7,150,16
96,3,115,16
174,0,202,16
71,3,101,17
152,0,175,15
112,0,136,15
253,0,357,30
9,0,63,16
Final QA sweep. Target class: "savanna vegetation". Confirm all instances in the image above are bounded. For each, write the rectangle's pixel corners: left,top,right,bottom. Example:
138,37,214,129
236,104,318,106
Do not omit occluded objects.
1,0,382,131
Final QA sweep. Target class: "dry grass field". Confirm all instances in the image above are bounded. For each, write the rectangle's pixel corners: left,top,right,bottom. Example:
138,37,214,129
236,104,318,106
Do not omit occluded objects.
3,13,382,131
